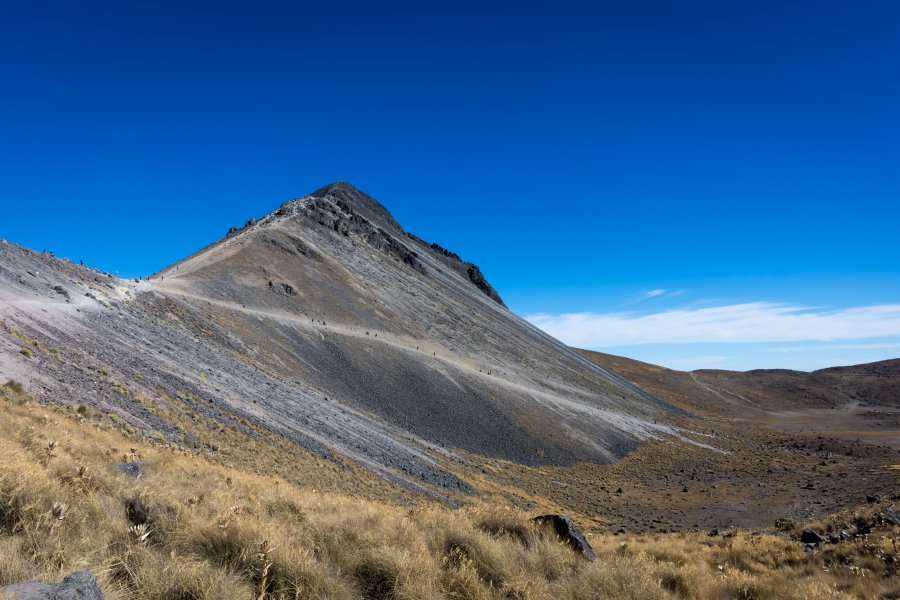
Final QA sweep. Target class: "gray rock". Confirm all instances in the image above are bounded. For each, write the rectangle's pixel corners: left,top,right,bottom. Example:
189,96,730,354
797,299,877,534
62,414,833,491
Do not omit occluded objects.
877,509,899,526
533,514,596,561
113,461,144,479
1,571,103,599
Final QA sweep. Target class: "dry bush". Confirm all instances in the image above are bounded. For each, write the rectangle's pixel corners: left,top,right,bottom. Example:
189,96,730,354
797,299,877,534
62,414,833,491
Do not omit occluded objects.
1,380,24,395
472,506,535,547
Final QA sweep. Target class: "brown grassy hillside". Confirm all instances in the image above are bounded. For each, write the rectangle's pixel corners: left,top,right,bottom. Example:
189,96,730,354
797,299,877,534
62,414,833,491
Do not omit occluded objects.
1,380,897,600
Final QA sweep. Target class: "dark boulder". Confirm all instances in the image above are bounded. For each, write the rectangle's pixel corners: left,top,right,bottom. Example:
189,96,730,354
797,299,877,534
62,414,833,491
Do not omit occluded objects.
1,571,103,599
800,528,826,544
533,514,596,561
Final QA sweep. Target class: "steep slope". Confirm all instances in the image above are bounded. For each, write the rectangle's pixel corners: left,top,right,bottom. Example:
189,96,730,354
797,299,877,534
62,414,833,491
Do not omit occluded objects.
0,182,687,499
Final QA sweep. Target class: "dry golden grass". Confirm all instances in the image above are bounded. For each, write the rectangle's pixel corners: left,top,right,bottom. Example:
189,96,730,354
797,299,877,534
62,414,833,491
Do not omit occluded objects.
0,380,897,600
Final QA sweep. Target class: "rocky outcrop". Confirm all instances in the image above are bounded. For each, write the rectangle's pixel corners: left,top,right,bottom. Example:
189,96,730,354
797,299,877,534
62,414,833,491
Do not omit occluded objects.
403,234,506,307
290,193,427,275
532,514,596,561
268,281,297,296
800,528,826,544
258,232,320,261
1,571,103,599
303,182,506,306
464,262,504,306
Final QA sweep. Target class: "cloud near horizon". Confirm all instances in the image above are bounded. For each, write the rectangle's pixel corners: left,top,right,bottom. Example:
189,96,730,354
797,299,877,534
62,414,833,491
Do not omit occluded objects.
526,302,900,347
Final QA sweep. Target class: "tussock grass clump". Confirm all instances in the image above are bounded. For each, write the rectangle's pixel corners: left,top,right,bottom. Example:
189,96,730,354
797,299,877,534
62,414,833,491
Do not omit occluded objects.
473,506,535,547
0,384,896,599
1,379,24,396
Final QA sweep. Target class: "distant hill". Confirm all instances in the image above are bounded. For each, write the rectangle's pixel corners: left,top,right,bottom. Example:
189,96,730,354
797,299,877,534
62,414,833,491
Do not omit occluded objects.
579,350,899,429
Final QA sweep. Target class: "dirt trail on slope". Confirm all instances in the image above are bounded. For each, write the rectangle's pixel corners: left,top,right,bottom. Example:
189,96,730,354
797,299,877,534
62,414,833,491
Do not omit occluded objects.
155,284,513,377
152,284,687,445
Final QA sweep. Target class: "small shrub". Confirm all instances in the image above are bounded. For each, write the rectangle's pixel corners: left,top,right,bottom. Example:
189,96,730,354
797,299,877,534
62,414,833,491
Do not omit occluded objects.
353,552,399,600
2,380,24,395
443,529,510,588
20,347,32,358
474,507,533,547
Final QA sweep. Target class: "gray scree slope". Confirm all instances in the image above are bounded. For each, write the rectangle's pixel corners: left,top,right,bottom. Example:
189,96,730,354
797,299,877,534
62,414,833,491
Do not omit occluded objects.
0,182,687,494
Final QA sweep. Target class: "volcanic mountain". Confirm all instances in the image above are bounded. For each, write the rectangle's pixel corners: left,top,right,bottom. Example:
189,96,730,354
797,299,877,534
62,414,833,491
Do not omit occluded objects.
0,182,688,498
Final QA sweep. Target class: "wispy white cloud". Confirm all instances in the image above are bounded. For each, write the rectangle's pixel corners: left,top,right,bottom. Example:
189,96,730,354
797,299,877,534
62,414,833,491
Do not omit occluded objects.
768,343,900,353
526,302,900,347
639,289,668,300
637,289,686,302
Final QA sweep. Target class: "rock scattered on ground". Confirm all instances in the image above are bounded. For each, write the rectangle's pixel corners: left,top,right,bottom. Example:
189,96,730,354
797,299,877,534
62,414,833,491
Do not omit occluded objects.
1,571,103,600
113,461,144,479
800,528,826,544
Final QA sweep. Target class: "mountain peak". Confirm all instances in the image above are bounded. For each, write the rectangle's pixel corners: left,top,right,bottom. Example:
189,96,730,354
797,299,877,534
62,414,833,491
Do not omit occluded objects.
309,181,364,197
305,181,402,232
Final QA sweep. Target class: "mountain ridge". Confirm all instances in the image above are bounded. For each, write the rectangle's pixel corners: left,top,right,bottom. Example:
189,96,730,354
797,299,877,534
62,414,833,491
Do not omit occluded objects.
160,181,506,306
0,183,690,505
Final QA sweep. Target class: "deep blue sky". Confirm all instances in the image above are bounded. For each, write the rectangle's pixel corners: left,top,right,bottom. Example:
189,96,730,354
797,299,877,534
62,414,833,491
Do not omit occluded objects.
2,1,899,369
